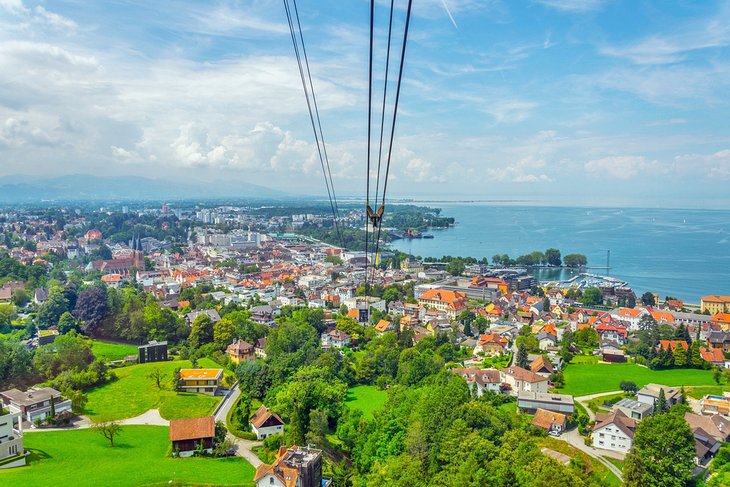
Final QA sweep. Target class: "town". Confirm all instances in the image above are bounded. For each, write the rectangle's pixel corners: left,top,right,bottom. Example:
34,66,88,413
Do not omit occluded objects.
0,202,729,487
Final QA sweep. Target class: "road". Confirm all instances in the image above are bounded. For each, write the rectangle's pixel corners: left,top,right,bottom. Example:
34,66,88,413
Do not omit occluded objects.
212,382,264,468
559,428,624,480
574,390,623,421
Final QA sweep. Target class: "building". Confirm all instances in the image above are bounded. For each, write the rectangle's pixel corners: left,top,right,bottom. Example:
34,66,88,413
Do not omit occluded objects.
250,405,285,440
178,369,223,395
701,295,730,315
226,339,255,364
138,340,168,364
255,338,267,359
254,446,332,487
517,391,575,415
530,356,554,378
500,367,548,395
321,329,351,349
685,412,730,443
592,409,637,453
700,393,730,416
707,331,730,352
0,411,24,467
531,408,567,434
186,309,221,325
712,313,730,330
700,347,726,367
474,333,509,355
637,383,680,408
169,416,215,457
451,367,501,397
0,387,72,424
692,427,720,466
37,329,59,346
613,398,652,421
417,289,468,320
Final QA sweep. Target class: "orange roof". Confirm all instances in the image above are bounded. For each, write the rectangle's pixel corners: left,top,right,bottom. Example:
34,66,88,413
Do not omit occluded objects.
179,369,223,380
479,333,508,346
250,405,284,429
101,274,122,283
650,310,675,322
178,300,190,308
700,347,725,363
375,319,393,332
658,340,688,352
702,295,730,303
617,308,642,318
347,309,359,318
169,416,214,441
712,313,730,324
419,289,467,305
532,408,567,430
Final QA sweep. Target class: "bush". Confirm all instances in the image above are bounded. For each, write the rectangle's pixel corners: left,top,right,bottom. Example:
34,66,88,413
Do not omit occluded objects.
263,433,285,451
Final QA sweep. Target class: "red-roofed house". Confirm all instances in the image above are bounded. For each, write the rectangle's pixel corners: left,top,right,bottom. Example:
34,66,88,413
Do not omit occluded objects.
712,313,730,331
250,405,285,440
474,333,509,356
500,366,548,395
170,416,215,457
595,323,629,345
417,289,468,319
657,340,689,352
700,347,726,366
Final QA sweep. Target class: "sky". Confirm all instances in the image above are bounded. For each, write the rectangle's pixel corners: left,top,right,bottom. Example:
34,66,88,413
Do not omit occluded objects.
1,0,729,207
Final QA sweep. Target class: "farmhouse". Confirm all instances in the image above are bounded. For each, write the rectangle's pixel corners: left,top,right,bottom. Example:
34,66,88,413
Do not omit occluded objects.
169,416,215,457
178,369,223,395
531,408,567,434
250,405,285,440
254,445,332,487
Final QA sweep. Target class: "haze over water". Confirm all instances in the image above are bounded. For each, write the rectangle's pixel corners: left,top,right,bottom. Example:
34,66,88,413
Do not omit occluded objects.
390,204,730,304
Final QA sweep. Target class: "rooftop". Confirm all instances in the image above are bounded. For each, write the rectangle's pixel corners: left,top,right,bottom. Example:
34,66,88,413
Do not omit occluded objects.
179,369,223,380
169,416,215,441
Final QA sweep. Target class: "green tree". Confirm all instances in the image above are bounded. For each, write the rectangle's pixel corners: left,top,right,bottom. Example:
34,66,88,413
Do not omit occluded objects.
37,289,70,328
544,248,562,266
516,342,529,369
689,339,703,368
672,342,687,367
580,287,603,306
624,413,695,487
641,292,656,306
620,380,638,395
0,304,16,328
12,287,29,307
92,420,122,447
473,315,488,334
655,388,669,414
188,314,214,349
213,317,236,350
563,253,587,268
714,367,722,385
57,311,80,334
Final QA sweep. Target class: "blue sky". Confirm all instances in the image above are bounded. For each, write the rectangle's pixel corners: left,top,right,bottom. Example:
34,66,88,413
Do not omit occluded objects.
0,0,729,207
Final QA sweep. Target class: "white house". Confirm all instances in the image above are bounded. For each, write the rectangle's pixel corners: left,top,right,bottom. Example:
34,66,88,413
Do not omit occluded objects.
0,411,24,467
321,329,351,349
0,387,72,424
250,405,285,440
500,367,548,395
592,409,637,453
451,367,501,397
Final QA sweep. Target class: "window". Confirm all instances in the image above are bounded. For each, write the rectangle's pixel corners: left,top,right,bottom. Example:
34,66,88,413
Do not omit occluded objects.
599,433,604,438
270,477,275,485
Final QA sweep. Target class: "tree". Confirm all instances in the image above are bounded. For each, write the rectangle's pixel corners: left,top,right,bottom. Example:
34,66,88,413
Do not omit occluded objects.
188,315,214,349
689,340,703,368
171,367,182,391
563,254,587,268
213,317,236,350
473,315,488,334
627,294,637,308
655,388,669,415
580,287,603,306
147,367,164,390
672,342,687,367
623,413,695,487
641,292,655,306
57,311,80,334
445,259,464,276
92,420,122,447
544,248,561,266
37,290,70,327
62,388,88,413
0,304,16,328
12,287,29,307
620,380,638,395
574,327,599,351
714,367,722,385
516,342,528,369
74,286,109,334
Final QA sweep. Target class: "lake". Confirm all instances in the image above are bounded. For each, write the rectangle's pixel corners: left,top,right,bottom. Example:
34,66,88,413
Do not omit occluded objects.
389,204,730,304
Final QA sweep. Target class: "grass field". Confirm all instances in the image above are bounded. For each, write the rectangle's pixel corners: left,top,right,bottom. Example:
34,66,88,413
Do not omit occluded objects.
686,385,729,399
0,426,254,487
345,385,387,419
85,358,223,421
537,436,621,487
558,363,716,396
90,340,138,362
586,393,626,414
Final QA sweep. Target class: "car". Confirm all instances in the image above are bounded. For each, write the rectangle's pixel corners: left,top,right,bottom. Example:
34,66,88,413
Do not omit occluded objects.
548,430,561,437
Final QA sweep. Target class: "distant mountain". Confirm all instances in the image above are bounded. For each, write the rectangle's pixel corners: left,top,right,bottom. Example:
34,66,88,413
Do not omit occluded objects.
0,174,286,202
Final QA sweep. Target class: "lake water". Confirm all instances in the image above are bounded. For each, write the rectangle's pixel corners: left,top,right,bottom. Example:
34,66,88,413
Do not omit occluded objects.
390,204,730,304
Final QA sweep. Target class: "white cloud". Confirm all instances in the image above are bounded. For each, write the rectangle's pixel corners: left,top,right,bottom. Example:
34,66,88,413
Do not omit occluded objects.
534,0,606,13
0,0,28,15
675,149,730,180
0,117,58,147
487,155,553,183
584,155,662,179
34,6,77,31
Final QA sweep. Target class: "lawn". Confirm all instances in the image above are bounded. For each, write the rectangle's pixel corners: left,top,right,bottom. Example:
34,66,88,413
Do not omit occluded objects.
586,393,627,414
85,358,223,421
571,355,599,364
558,363,716,396
345,385,387,419
0,426,254,487
90,340,138,362
686,385,729,400
537,436,621,487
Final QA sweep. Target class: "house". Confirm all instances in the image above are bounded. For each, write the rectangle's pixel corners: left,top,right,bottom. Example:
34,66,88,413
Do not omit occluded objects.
685,412,730,443
500,367,548,395
254,445,332,487
451,367,501,397
0,281,24,303
0,387,72,424
250,405,285,440
186,309,221,325
417,289,468,320
226,339,255,364
707,331,730,352
138,340,168,364
33,288,48,305
637,384,680,409
374,319,395,335
100,273,123,288
169,416,215,457
531,408,567,434
613,398,652,421
321,329,351,349
0,411,24,467
530,356,554,378
595,323,628,345
700,347,726,367
178,369,223,395
255,338,267,359
701,295,730,315
592,409,637,453
536,332,557,351
610,307,646,330
37,329,59,346
517,391,574,415
712,313,730,331
699,393,730,416
657,340,688,352
474,333,509,355
601,346,626,363
692,427,720,467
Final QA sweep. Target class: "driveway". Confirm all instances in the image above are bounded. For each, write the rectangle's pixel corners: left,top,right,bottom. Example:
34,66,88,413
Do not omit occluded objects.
215,382,240,423
230,436,263,468
559,427,624,480
575,390,623,421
